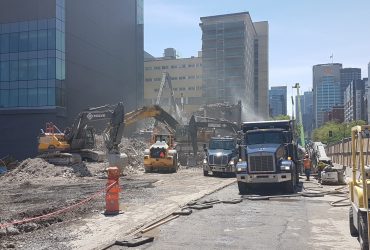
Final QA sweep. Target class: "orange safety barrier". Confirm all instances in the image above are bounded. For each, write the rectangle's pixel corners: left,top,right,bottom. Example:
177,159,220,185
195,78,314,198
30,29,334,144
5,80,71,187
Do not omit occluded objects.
105,167,121,215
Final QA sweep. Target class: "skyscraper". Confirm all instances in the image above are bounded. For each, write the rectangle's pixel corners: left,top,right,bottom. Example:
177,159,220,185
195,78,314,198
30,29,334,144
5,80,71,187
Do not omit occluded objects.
0,0,144,159
269,86,287,117
313,63,342,128
295,91,314,136
344,79,366,122
200,12,269,118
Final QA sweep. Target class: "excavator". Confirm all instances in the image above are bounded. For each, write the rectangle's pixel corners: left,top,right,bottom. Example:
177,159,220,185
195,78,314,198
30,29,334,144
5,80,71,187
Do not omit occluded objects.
175,115,240,166
38,104,179,166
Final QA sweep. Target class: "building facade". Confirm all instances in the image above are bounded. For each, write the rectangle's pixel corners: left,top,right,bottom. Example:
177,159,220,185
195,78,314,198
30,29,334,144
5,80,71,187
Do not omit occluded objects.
340,68,361,104
269,86,287,117
144,49,202,114
199,12,269,118
344,79,366,122
313,63,342,128
0,0,144,159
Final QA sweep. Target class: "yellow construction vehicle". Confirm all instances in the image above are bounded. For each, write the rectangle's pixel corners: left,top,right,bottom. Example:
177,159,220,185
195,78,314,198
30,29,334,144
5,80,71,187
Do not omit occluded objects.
349,125,370,250
38,122,70,152
143,126,178,173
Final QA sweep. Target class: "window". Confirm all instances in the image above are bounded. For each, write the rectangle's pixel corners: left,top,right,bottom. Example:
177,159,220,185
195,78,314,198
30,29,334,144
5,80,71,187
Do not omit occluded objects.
10,61,18,81
56,58,62,80
38,87,47,106
9,33,19,53
188,86,195,91
188,76,195,79
145,78,152,82
154,78,161,81
171,77,178,80
38,30,47,50
145,67,152,70
38,58,47,79
0,89,9,107
19,60,28,80
9,89,18,107
0,34,9,53
179,87,186,91
0,61,9,81
29,31,37,51
154,66,160,70
154,88,159,92
48,29,56,50
19,88,27,106
188,64,195,67
48,58,55,79
171,65,178,69
162,66,168,69
28,59,37,80
179,76,186,80
19,32,28,52
48,88,55,105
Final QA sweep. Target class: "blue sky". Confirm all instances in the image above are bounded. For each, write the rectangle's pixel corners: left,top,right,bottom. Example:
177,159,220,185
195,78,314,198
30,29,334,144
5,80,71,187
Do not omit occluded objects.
144,0,370,113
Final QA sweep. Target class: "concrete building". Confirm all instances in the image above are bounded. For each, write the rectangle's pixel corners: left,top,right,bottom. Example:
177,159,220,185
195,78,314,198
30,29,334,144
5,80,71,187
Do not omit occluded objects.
269,86,287,117
313,63,342,128
144,48,202,113
344,79,366,122
340,68,361,102
323,105,344,123
199,12,269,118
0,0,144,159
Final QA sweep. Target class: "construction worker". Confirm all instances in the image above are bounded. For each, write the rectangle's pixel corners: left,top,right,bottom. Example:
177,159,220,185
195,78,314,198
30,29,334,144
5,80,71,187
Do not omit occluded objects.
303,154,312,181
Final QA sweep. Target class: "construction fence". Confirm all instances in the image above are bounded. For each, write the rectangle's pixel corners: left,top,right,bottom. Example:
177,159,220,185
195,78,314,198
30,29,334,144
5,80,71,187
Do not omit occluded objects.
326,137,370,167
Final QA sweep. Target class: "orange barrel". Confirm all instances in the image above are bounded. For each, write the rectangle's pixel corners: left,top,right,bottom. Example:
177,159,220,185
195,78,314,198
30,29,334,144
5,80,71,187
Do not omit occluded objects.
105,167,121,215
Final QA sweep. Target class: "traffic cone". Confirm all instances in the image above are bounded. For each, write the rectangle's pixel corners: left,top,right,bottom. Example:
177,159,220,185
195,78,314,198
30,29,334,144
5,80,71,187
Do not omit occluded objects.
105,167,121,215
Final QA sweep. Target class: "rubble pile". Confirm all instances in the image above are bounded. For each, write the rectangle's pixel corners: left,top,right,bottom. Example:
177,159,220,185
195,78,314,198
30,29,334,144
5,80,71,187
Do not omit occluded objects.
119,138,148,174
0,158,93,183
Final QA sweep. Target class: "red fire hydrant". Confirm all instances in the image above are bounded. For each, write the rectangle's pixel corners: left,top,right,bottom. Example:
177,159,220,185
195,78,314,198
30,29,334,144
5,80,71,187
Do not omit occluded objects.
105,167,121,215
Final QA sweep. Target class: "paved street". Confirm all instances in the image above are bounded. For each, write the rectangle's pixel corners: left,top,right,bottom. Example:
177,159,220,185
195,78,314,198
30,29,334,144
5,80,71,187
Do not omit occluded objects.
123,180,359,250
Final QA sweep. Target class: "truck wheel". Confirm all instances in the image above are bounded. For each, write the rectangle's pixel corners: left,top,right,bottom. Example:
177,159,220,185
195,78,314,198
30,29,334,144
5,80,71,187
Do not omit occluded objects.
359,211,369,250
284,180,295,193
238,181,248,194
203,171,209,176
349,207,359,237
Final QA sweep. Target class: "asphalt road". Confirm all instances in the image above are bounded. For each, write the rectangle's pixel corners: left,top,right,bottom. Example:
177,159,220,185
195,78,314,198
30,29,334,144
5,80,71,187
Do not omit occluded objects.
121,180,359,250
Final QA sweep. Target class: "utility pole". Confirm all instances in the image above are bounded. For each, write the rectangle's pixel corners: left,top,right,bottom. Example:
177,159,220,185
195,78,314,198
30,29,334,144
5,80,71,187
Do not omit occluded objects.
293,83,305,148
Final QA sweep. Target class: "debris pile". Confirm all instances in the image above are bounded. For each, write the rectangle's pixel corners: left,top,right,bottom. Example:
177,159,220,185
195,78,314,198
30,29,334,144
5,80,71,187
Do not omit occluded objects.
119,138,148,174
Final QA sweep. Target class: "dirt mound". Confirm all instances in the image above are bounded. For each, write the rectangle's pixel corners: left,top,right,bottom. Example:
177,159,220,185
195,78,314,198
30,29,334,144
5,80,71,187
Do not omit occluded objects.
0,158,94,183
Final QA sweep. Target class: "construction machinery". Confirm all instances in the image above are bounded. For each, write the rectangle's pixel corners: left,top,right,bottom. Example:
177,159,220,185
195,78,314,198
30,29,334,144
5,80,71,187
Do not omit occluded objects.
349,125,370,250
38,102,125,165
144,125,178,173
38,104,179,166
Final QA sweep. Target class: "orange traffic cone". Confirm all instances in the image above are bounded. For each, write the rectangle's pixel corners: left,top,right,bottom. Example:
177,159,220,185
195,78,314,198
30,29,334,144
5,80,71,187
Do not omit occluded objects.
105,167,121,215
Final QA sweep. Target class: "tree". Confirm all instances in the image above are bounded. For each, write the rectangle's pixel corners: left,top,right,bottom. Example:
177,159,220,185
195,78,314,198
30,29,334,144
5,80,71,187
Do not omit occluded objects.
272,115,291,120
312,120,366,144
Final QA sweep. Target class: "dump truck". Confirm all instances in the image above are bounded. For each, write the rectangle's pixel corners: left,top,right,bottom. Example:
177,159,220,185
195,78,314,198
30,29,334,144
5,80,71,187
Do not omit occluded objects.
235,120,300,194
202,136,238,177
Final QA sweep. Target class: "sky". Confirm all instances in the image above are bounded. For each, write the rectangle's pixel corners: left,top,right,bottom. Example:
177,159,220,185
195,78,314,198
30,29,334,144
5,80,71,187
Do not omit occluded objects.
144,0,370,115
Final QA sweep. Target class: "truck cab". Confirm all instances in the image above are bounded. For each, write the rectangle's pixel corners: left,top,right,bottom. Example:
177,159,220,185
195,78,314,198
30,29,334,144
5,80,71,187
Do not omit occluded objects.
236,120,299,193
203,136,238,176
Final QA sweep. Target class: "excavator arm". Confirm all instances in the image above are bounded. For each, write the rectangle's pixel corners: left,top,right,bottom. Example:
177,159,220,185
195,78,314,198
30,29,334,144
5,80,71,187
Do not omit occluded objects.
124,105,179,131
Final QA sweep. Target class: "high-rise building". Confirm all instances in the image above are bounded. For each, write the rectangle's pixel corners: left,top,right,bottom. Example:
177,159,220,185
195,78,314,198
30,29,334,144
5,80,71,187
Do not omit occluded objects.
313,63,342,128
200,12,269,118
344,79,366,122
144,49,202,114
340,68,361,102
0,0,144,159
295,91,313,137
269,86,287,117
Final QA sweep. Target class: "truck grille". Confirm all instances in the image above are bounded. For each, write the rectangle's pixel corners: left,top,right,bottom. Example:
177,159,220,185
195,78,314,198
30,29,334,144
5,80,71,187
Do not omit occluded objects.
249,155,275,172
208,155,228,165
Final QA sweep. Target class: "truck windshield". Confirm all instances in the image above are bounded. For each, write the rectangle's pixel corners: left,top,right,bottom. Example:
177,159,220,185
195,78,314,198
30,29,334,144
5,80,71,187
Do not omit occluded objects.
209,140,234,150
246,132,284,145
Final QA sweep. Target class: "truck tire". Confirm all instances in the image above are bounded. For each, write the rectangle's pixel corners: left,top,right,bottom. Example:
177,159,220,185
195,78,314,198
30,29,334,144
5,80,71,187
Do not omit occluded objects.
284,171,296,193
238,181,248,194
359,211,369,250
349,207,359,237
203,170,209,176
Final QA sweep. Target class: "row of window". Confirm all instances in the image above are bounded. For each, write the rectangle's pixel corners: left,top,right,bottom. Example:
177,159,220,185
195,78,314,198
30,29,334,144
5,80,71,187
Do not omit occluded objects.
145,63,201,71
0,87,64,108
145,75,201,82
0,58,65,82
153,86,202,92
0,29,65,54
145,96,203,106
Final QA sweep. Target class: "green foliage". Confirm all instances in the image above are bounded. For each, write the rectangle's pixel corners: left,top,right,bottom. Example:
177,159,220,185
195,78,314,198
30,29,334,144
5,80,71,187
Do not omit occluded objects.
312,120,367,144
272,115,291,120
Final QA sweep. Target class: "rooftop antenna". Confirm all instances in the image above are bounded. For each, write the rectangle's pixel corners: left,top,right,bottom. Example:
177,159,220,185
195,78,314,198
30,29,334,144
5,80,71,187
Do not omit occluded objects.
330,53,334,64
